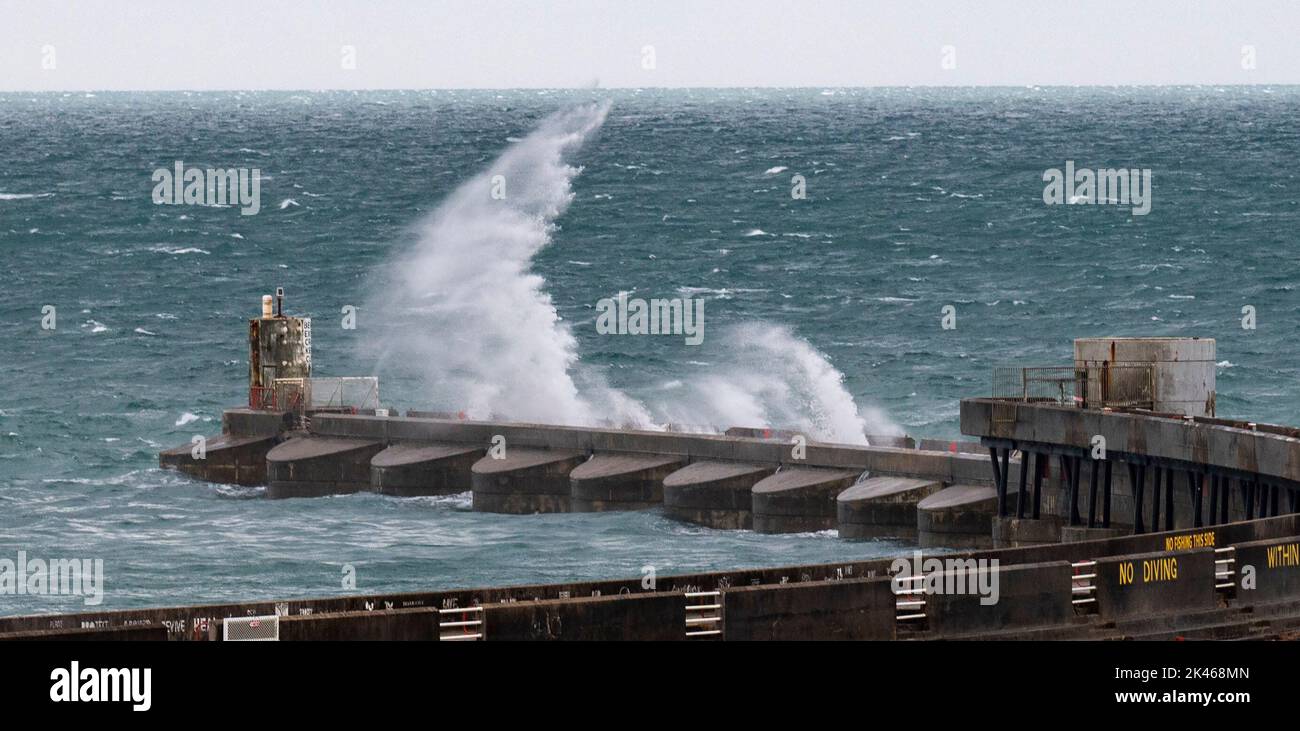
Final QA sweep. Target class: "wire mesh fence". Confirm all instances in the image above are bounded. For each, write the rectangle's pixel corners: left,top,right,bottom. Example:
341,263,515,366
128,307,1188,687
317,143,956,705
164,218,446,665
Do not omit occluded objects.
223,615,279,641
991,364,1154,418
249,376,381,413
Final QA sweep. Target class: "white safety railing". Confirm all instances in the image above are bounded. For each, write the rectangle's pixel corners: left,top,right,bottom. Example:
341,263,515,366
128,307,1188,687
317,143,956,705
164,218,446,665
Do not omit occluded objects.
439,606,484,641
894,575,927,623
685,591,722,638
1215,547,1236,592
1071,560,1098,611
223,614,280,641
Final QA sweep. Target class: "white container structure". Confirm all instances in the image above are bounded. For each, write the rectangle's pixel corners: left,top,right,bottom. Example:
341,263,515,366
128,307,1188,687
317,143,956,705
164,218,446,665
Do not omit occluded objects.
1074,337,1216,417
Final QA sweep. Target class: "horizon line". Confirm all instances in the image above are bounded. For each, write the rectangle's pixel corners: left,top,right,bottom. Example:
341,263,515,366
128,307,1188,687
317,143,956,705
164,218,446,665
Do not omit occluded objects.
3,83,1297,94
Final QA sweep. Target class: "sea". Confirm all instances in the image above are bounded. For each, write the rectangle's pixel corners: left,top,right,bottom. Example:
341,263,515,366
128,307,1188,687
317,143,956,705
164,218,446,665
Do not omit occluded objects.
1,86,1297,614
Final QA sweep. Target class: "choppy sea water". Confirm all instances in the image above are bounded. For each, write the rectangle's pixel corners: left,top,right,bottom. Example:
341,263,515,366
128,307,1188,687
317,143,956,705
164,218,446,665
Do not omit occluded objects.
1,87,1297,615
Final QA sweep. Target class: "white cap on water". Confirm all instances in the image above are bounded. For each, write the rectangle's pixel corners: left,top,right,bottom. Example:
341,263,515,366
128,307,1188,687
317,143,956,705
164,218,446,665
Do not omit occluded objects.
262,295,274,318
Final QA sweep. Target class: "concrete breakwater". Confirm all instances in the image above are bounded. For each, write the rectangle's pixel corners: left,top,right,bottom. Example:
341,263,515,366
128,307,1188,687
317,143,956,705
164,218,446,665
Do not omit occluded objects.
161,408,1012,545
161,395,1300,556
167,401,1300,547
5,514,1300,641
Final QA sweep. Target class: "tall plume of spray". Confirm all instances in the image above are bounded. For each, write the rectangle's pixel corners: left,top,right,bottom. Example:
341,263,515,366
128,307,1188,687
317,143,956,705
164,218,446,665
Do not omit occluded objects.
363,102,648,426
364,103,896,444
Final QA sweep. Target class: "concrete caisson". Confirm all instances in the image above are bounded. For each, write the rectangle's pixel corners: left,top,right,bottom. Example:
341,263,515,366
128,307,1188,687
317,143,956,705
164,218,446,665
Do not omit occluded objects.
752,467,860,533
568,453,685,511
916,484,1000,549
662,461,776,529
471,448,586,514
265,436,386,498
159,408,294,486
159,433,281,486
836,477,945,540
370,442,483,497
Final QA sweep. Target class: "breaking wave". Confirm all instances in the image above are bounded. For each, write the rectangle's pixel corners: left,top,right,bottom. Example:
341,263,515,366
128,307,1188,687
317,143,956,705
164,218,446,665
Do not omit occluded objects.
363,103,895,444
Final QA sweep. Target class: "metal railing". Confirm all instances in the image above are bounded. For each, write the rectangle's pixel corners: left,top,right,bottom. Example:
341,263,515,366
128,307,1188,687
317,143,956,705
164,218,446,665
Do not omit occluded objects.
685,591,722,638
438,606,484,641
1070,560,1098,612
894,575,928,624
1215,547,1236,594
248,386,277,410
992,363,1155,414
250,376,381,414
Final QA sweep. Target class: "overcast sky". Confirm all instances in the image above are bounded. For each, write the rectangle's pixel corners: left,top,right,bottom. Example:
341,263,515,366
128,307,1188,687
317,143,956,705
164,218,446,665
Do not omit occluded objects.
2,0,1297,90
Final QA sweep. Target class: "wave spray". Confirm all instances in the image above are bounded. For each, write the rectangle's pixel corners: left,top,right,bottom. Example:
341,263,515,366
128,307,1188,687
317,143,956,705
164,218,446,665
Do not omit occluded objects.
364,103,895,443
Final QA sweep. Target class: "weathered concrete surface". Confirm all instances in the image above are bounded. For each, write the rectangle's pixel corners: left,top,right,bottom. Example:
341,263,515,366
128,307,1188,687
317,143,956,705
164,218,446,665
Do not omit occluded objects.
309,413,1006,487
962,397,1300,486
961,399,1291,527
265,436,386,498
918,438,985,455
925,561,1074,636
752,467,860,533
723,427,913,449
484,591,687,640
274,607,439,641
1229,537,1300,602
867,435,916,449
837,477,945,540
1093,548,1218,620
159,409,295,486
662,461,776,529
0,625,169,641
6,515,1300,641
568,453,685,511
222,408,295,437
992,516,1064,548
1074,336,1216,416
1061,526,1127,542
722,577,896,640
159,433,280,486
370,442,482,497
470,449,586,514
917,484,999,549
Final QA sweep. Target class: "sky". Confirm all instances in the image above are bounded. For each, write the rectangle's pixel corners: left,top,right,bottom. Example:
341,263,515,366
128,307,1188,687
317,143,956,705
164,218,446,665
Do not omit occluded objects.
1,0,1298,91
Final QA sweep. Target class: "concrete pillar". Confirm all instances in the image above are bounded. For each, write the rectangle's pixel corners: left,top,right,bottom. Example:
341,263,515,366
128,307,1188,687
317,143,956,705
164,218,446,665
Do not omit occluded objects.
991,515,1064,547
159,433,280,486
471,449,586,514
265,436,386,498
916,484,999,549
836,477,944,540
751,468,860,534
568,454,685,511
159,407,294,486
370,442,483,497
662,462,776,529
